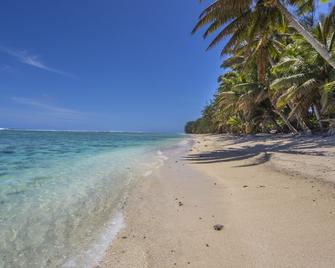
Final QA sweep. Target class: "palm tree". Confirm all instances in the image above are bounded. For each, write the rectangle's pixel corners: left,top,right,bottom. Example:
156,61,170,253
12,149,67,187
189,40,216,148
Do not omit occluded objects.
270,17,335,134
193,0,335,68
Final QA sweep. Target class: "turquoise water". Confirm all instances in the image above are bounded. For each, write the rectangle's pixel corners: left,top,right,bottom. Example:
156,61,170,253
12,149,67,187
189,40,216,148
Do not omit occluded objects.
0,130,184,267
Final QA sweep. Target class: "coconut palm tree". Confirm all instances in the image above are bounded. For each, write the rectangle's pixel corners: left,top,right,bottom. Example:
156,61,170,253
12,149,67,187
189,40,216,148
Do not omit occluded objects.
270,12,335,133
193,0,335,68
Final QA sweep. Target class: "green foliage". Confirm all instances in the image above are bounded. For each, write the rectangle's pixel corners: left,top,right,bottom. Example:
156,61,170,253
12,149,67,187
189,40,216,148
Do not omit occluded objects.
185,1,335,134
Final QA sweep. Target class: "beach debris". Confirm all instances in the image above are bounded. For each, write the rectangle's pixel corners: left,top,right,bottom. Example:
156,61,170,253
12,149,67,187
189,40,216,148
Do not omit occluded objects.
199,217,202,220
121,236,127,239
243,185,248,188
214,182,217,185
257,185,265,188
178,201,183,206
143,236,146,239
206,244,209,247
213,224,224,231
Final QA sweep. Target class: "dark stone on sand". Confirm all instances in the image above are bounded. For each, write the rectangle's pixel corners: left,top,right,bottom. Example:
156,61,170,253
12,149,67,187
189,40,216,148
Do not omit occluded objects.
243,185,248,188
213,224,224,231
206,244,209,247
121,236,127,239
214,183,217,185
178,201,183,206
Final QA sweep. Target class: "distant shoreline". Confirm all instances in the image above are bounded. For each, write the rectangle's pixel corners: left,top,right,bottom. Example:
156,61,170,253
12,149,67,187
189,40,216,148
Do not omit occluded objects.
0,128,183,134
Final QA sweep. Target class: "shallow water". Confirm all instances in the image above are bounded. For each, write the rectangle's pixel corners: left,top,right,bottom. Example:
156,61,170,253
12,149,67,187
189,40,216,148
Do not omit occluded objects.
0,130,184,267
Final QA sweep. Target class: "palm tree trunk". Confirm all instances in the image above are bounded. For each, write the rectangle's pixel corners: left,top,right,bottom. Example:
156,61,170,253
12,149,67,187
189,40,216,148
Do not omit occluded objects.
312,104,323,130
274,0,335,69
257,45,268,85
296,116,312,135
273,109,299,134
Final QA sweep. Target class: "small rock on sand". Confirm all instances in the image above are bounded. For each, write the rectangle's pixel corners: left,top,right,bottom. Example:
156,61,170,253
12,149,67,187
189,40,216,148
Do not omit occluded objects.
213,224,224,231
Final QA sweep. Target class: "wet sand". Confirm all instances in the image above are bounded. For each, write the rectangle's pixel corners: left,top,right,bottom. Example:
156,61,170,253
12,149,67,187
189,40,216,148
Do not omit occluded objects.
100,134,335,267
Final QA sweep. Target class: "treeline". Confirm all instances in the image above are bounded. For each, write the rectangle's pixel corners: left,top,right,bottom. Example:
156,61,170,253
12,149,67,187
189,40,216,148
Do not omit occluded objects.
185,0,335,135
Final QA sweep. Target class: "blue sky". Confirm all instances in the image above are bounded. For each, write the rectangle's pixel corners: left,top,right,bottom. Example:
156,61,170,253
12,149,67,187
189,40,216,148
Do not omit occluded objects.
0,1,333,132
0,0,223,132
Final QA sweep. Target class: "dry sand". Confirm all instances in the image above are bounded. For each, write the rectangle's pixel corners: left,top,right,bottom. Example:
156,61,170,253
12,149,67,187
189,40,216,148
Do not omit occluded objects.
99,134,335,268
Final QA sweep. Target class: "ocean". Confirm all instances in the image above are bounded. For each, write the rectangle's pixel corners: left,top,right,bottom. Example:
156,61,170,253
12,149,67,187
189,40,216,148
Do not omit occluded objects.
0,130,184,267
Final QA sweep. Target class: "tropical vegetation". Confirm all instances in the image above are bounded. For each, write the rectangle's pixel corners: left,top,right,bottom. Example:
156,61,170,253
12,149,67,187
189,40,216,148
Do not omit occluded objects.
186,0,335,135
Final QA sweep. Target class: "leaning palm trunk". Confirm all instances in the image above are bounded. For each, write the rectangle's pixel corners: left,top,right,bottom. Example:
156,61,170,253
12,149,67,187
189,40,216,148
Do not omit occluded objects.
274,0,335,69
312,104,323,130
273,109,299,134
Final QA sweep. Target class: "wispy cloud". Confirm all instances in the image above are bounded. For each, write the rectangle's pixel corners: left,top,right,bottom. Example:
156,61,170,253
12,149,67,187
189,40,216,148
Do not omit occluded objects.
11,97,81,115
0,64,12,72
0,47,75,78
2,97,117,130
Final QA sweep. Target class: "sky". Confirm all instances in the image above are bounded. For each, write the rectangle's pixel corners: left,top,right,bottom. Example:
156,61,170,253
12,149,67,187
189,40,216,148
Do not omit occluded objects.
0,0,224,132
0,1,333,132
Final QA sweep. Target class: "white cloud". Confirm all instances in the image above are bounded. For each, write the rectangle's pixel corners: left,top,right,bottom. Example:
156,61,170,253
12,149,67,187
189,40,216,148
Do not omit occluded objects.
0,47,75,78
0,64,12,72
11,97,81,115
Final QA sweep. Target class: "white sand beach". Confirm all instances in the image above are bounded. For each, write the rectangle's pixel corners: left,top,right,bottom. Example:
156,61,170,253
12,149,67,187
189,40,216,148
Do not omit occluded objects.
100,134,335,267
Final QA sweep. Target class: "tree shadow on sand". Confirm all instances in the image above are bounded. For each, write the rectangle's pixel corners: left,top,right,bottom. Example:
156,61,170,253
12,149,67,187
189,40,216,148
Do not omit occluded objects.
184,135,334,166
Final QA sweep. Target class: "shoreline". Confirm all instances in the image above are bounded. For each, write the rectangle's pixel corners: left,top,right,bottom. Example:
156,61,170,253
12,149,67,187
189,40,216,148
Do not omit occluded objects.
68,142,185,268
100,134,335,267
